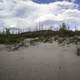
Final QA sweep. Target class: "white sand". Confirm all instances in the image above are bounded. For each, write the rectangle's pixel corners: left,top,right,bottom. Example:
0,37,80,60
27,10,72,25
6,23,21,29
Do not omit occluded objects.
0,42,80,80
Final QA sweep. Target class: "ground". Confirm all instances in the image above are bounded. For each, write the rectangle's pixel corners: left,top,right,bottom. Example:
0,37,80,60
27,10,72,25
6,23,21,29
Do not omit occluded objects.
0,42,80,80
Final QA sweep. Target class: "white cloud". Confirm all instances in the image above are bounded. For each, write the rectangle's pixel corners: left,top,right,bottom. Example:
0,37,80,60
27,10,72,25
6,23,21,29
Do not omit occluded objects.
0,0,80,30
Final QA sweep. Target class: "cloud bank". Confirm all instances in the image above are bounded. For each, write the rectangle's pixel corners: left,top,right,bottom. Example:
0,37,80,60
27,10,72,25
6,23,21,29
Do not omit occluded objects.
0,0,80,30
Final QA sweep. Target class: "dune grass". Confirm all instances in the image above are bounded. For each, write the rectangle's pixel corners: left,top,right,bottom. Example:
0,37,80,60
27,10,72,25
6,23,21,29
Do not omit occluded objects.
0,23,80,45
0,28,24,44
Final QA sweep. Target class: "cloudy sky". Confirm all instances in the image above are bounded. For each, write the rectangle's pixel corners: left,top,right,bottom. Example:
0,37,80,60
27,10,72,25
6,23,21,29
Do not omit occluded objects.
0,0,80,30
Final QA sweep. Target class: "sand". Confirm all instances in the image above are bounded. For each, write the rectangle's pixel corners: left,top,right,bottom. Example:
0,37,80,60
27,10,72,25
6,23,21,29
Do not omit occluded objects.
0,42,80,80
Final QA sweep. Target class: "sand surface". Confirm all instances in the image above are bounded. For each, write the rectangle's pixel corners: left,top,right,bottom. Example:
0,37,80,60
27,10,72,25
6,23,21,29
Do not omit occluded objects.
0,42,80,80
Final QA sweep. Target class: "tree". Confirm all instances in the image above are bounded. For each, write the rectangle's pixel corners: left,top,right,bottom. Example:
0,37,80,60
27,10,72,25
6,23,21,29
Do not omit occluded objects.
59,23,67,31
6,28,10,35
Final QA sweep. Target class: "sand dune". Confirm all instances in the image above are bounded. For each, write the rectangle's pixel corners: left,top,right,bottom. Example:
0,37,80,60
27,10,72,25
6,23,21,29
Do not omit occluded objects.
0,42,80,80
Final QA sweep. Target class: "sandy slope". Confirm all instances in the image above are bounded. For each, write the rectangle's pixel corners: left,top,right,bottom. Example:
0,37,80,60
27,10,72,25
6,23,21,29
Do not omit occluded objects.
0,42,80,80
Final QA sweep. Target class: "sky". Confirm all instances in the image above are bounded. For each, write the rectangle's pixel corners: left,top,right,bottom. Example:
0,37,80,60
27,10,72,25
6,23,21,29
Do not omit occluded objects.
33,0,80,4
33,0,74,3
0,0,80,31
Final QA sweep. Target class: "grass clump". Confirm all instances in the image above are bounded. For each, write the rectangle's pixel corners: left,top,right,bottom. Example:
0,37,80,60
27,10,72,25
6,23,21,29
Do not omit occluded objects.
0,28,24,44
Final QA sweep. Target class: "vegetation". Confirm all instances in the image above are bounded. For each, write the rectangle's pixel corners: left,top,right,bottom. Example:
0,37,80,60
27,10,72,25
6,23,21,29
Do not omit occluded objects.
0,28,24,44
0,23,80,45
